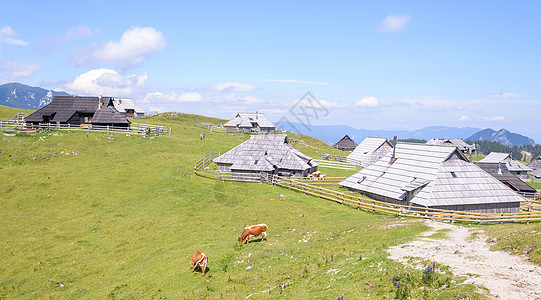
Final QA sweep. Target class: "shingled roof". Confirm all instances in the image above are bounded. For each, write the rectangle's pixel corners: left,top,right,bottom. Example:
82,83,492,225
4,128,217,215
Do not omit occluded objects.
346,137,392,167
479,152,532,172
213,134,318,172
426,138,475,152
223,112,275,129
91,104,130,125
474,162,536,193
25,96,98,123
527,156,541,171
333,135,357,152
340,143,524,209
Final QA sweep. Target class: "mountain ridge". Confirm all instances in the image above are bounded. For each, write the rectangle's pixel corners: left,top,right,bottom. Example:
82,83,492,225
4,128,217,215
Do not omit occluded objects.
466,128,536,147
0,82,70,110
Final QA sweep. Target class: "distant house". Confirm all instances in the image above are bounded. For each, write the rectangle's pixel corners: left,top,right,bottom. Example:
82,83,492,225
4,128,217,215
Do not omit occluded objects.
112,98,145,118
426,138,476,154
478,152,532,180
532,169,541,179
474,162,536,194
339,143,524,213
332,135,357,152
346,137,393,167
527,156,541,171
213,134,318,178
25,96,130,128
223,112,276,134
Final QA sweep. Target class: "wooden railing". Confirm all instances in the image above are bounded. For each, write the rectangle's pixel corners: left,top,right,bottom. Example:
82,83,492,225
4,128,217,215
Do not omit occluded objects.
271,175,541,224
0,121,171,136
314,159,361,171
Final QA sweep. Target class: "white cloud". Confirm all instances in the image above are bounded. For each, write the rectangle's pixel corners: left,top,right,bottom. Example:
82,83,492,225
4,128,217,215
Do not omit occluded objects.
66,25,97,40
141,91,204,103
483,116,506,121
0,26,28,46
240,95,265,105
355,96,379,107
458,115,470,121
64,68,147,96
376,14,411,34
318,99,343,108
75,26,167,69
0,60,41,80
264,79,330,85
213,82,257,92
491,92,520,98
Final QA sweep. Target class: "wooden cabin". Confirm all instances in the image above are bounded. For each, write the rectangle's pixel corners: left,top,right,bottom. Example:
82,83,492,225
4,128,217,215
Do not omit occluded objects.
213,134,318,179
340,143,524,213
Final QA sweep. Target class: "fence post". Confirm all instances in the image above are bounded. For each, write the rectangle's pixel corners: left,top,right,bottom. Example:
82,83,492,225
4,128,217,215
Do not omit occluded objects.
527,200,531,224
68,123,70,133
88,126,90,133
107,125,109,134
373,202,376,213
155,125,158,136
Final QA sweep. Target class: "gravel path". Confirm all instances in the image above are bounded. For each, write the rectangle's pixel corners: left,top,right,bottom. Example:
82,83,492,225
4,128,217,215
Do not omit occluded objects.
387,220,541,300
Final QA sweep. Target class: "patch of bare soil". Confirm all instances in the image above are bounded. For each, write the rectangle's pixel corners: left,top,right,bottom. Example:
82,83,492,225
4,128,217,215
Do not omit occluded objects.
387,220,541,300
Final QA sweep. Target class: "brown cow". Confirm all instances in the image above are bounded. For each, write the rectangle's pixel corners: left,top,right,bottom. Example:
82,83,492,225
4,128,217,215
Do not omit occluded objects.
191,251,208,276
238,224,268,244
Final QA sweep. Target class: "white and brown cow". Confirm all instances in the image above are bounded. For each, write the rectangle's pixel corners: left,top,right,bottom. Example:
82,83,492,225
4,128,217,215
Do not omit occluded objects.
238,224,268,244
191,251,208,276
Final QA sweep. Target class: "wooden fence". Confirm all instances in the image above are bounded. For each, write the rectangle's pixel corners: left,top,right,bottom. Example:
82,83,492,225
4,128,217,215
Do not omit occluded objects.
0,120,171,136
320,153,348,162
314,159,361,171
271,176,541,224
193,152,271,182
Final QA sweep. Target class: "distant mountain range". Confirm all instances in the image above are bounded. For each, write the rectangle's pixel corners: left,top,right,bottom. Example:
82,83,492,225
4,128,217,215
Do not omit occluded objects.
466,128,536,147
276,122,482,144
276,122,536,147
0,82,70,110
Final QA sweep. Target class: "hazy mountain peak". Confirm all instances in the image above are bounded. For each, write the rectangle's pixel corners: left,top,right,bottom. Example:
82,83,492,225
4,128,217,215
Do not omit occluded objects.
0,82,70,110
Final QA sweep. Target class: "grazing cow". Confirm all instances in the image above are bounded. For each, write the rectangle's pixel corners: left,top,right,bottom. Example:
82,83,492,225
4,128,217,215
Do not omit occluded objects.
191,251,208,276
238,224,268,244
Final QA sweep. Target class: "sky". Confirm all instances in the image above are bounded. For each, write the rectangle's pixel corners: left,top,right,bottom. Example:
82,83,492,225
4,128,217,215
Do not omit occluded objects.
1,1,540,141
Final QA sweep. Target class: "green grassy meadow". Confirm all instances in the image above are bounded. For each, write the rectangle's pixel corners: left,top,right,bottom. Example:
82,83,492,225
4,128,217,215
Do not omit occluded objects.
0,105,488,298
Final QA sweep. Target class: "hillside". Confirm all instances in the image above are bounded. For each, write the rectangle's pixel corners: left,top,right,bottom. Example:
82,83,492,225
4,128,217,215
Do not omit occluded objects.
467,128,536,147
0,106,492,298
0,82,70,110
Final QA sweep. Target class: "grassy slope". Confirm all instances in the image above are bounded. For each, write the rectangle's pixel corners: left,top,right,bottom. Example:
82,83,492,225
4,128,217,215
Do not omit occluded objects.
0,106,484,298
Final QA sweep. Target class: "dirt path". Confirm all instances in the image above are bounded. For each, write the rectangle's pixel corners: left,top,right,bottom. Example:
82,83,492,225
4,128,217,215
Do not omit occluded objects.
387,220,541,300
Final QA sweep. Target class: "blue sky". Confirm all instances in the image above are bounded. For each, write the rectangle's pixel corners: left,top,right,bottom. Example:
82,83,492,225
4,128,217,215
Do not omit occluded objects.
1,1,540,141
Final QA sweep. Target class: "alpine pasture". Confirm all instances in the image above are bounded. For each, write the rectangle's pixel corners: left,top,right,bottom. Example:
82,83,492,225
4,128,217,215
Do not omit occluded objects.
1,105,487,298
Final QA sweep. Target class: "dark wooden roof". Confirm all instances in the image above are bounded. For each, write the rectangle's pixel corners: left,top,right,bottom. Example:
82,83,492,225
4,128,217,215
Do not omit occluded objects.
25,96,98,123
475,162,536,193
333,135,357,151
92,102,130,125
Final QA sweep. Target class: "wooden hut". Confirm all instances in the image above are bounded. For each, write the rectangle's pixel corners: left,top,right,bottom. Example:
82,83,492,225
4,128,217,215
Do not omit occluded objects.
474,162,536,194
25,96,130,128
478,152,531,180
339,143,524,213
213,134,318,178
346,137,393,167
223,112,276,134
112,98,145,118
527,156,541,171
332,135,357,152
426,138,476,154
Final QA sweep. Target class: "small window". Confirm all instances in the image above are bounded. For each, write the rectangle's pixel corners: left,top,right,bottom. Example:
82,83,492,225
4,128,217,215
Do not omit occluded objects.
379,172,386,178
410,177,417,182
357,176,367,184
254,160,259,165
450,172,457,178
